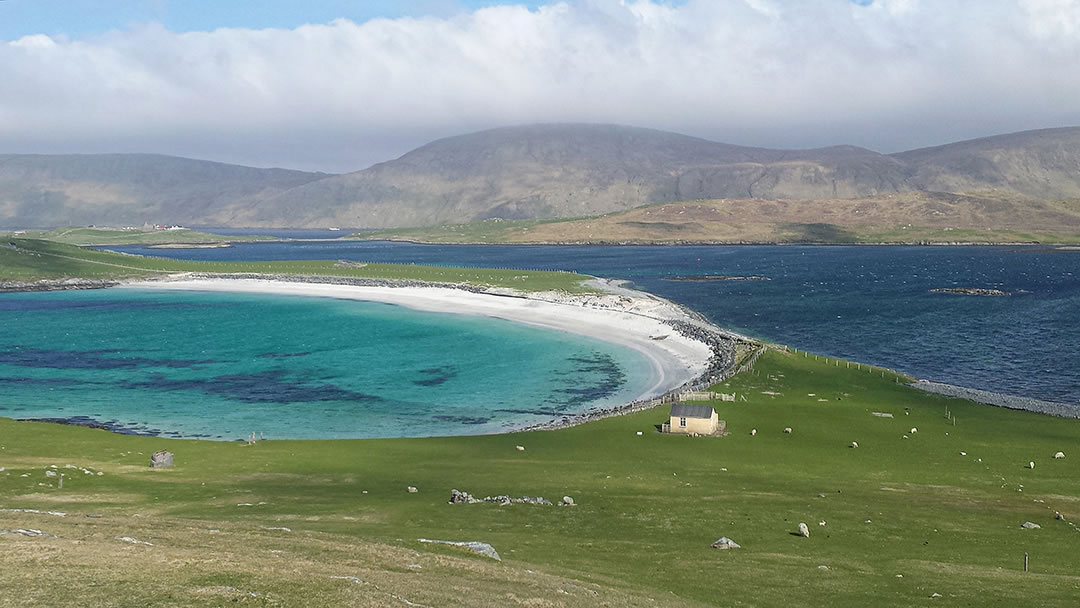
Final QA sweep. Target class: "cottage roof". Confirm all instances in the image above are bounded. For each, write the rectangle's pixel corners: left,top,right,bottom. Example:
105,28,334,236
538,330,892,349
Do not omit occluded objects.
670,403,715,419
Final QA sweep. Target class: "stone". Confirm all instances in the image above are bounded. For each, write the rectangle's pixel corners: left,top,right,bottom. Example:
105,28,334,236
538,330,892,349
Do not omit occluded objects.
1054,451,1066,459
449,489,477,504
150,450,173,469
1021,521,1041,529
931,593,943,598
407,486,418,493
797,522,810,538
711,536,741,549
817,565,830,570
560,496,575,506
418,538,501,561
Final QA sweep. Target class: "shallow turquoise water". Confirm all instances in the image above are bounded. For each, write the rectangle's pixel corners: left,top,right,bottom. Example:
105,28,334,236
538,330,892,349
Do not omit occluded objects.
0,289,654,439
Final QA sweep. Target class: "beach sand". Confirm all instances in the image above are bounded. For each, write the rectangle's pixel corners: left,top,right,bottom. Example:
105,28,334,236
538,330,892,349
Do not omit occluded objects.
122,278,714,403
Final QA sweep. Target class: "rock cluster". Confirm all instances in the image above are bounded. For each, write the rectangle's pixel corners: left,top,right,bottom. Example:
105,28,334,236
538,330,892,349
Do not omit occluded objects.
912,380,1080,419
449,489,556,506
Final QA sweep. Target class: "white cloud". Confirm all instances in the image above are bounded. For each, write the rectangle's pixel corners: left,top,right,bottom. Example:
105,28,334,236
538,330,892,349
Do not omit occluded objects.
0,0,1077,172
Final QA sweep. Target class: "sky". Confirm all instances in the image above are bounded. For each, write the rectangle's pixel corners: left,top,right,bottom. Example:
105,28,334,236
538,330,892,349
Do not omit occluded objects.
1,0,1078,173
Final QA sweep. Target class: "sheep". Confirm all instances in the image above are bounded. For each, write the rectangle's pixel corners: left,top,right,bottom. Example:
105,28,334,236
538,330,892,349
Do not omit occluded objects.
783,427,792,434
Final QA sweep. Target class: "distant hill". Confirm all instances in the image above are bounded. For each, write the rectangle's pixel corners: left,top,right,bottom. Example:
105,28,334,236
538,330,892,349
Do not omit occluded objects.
0,154,326,228
1,124,1079,230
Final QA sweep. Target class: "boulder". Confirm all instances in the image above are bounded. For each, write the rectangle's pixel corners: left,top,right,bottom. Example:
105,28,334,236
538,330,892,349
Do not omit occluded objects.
1054,451,1066,459
797,522,810,538
449,489,478,504
1021,521,1041,529
711,537,741,549
150,450,173,469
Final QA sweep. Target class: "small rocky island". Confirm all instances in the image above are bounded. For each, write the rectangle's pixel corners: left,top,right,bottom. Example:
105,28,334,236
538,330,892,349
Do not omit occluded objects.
663,275,770,282
929,287,1011,296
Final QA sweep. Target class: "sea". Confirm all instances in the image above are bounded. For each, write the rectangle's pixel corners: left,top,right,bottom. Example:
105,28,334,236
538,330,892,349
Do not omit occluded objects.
2,238,1078,439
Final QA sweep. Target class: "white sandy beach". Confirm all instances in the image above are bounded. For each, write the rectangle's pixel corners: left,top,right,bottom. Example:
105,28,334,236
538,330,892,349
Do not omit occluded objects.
120,278,713,403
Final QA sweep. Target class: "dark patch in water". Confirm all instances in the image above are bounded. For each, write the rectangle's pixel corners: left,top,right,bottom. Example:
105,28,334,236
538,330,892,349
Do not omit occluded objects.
257,351,313,359
123,369,380,404
0,346,216,371
414,365,458,387
431,415,490,425
19,415,163,436
549,352,626,407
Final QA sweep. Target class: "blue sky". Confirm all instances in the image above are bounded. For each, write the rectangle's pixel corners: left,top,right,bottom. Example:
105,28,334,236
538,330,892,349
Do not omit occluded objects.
0,1,549,39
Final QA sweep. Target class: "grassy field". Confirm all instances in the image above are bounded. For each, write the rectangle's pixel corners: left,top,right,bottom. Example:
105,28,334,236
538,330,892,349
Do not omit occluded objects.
0,227,277,246
2,350,1078,606
352,194,1080,245
0,238,592,292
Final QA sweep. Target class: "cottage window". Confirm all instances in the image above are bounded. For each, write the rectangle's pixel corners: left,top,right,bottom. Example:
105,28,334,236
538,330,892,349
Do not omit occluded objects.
679,417,687,427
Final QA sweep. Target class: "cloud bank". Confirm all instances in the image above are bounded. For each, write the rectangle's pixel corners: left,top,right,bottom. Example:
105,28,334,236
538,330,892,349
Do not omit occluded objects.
2,0,1078,172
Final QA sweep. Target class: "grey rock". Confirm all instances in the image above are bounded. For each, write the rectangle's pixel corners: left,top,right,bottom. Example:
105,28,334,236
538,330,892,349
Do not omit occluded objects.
1021,521,1041,529
418,538,501,561
711,537,741,549
150,450,173,468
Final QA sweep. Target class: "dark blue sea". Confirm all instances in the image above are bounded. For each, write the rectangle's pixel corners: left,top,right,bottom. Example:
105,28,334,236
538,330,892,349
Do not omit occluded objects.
105,240,1080,407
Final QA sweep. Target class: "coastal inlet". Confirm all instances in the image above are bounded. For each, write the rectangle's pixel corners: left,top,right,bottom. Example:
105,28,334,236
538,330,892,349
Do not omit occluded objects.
0,288,657,440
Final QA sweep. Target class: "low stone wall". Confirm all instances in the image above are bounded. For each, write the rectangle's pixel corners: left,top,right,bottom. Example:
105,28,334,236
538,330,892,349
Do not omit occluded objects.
912,380,1080,419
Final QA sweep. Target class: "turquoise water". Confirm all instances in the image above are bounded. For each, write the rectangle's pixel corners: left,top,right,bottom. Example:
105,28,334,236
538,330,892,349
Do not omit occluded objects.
0,289,655,439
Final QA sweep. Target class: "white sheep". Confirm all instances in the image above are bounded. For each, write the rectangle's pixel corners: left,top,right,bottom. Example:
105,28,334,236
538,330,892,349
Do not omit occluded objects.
750,429,757,436
910,427,918,434
783,427,792,434
850,441,859,448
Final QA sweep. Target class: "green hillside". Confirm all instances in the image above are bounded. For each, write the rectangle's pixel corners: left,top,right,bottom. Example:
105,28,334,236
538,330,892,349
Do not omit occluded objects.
0,238,591,292
2,350,1077,606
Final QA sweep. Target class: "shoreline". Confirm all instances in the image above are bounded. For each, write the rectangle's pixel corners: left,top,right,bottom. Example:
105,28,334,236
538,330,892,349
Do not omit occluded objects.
3,272,1076,430
120,275,726,421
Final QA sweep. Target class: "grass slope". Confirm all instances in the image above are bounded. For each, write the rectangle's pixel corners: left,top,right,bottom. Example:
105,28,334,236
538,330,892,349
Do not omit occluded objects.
2,350,1078,606
0,227,276,246
353,193,1080,245
0,238,591,292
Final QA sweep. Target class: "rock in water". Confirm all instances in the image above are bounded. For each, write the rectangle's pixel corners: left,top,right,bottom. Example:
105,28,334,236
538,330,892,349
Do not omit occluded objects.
1054,451,1066,459
1021,521,1041,529
711,537,741,549
797,522,810,538
150,450,173,469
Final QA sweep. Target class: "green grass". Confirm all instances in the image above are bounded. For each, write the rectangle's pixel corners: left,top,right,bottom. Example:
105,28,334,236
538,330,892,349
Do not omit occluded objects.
0,238,593,292
352,216,588,243
2,350,1078,606
0,227,277,246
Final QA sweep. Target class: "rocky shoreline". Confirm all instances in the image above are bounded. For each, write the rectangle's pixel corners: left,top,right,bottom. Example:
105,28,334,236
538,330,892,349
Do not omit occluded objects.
929,287,1011,296
912,380,1079,419
0,278,120,292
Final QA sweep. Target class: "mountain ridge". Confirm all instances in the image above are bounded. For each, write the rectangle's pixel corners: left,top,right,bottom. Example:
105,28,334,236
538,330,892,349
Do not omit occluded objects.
1,123,1078,229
